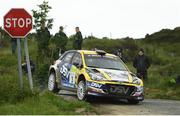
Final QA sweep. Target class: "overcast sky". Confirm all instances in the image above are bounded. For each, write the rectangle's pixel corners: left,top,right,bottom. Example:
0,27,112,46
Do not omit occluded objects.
1,0,180,38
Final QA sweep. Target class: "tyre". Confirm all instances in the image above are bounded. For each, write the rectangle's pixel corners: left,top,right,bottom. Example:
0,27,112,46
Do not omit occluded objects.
48,73,59,93
127,99,140,104
77,80,87,100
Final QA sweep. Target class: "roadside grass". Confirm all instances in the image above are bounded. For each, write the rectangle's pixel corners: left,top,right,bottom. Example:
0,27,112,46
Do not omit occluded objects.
0,46,96,115
0,91,94,115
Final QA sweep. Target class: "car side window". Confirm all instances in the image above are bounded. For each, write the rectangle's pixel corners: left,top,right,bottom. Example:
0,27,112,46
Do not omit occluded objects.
72,53,82,68
62,52,74,63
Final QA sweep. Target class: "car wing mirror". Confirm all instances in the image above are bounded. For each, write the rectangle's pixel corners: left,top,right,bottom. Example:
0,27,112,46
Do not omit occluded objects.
73,62,83,69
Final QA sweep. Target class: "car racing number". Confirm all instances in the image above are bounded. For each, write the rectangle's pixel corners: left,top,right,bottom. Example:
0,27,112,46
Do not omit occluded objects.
60,64,76,87
60,65,68,77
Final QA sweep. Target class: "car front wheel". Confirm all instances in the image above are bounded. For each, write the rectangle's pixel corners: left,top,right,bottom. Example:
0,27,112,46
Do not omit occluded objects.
77,80,87,100
48,73,59,93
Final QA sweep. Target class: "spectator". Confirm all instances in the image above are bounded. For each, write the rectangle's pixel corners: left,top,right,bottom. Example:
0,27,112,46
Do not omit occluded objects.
116,48,126,62
73,27,83,50
133,48,150,81
53,26,68,58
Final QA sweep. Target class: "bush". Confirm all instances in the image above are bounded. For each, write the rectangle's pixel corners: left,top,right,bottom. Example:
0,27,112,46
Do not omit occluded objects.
35,63,49,90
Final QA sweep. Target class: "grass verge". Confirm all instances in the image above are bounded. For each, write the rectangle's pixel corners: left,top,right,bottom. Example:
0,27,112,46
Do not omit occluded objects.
0,46,96,115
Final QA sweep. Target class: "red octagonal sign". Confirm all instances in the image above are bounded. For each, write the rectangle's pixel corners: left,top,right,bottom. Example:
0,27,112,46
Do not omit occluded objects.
4,8,32,38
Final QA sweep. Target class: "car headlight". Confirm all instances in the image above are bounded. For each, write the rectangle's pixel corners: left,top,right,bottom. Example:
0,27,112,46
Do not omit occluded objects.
137,86,144,92
132,76,141,85
88,72,106,81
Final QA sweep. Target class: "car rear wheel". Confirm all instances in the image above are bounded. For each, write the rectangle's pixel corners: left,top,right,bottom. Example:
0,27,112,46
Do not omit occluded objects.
48,73,59,93
77,80,87,100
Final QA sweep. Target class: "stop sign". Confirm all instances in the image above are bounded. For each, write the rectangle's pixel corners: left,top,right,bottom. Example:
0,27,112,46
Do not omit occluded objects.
4,8,32,38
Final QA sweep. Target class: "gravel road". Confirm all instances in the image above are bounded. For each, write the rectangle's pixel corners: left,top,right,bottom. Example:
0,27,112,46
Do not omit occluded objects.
58,90,180,115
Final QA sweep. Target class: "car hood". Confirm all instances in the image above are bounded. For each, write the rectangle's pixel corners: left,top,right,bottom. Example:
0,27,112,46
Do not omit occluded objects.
89,68,130,82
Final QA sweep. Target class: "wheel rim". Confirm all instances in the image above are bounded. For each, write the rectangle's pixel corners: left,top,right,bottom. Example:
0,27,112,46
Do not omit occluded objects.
77,81,85,100
48,74,55,91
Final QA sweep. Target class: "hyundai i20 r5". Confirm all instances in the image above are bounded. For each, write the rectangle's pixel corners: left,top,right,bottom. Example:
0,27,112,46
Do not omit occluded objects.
48,50,144,104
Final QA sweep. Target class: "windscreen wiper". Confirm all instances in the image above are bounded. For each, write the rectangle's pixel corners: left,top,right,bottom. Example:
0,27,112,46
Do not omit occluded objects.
106,67,124,70
87,66,101,68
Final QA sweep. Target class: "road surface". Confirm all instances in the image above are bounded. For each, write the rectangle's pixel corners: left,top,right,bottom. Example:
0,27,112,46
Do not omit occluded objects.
58,90,180,115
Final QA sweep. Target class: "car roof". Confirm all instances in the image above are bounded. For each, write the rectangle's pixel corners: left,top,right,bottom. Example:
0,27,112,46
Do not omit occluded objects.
77,50,116,57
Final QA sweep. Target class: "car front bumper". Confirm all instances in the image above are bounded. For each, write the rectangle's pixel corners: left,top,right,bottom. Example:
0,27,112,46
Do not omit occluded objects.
86,81,144,101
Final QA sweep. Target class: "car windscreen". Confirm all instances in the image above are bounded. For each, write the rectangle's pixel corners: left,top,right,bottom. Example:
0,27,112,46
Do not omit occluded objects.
84,54,127,71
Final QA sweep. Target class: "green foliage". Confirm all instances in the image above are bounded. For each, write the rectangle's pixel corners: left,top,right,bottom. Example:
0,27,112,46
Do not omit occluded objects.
169,78,176,85
32,0,53,30
0,27,11,47
32,0,53,87
82,37,139,61
144,27,180,43
34,63,49,89
32,0,53,56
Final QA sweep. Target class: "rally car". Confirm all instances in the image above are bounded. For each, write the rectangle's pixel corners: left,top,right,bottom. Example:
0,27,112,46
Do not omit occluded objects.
48,50,144,104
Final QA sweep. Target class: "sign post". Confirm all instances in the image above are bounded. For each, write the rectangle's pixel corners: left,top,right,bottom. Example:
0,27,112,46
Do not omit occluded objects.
17,39,23,90
3,8,33,91
24,38,33,90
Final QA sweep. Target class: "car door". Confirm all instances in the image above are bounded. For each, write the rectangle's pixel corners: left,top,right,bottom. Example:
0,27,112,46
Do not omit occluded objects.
58,51,75,88
71,53,83,87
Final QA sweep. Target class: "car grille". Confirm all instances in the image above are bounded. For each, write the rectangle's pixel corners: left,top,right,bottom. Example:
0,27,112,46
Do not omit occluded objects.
106,84,136,96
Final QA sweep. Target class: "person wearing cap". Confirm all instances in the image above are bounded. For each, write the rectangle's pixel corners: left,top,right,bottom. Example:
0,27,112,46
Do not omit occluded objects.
73,27,83,50
133,48,150,81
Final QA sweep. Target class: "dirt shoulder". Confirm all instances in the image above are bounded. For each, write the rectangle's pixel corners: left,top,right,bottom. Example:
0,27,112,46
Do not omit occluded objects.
58,90,180,115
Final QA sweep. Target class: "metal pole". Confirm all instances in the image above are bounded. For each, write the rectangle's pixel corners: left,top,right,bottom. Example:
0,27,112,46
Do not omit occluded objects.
24,38,33,91
17,39,23,90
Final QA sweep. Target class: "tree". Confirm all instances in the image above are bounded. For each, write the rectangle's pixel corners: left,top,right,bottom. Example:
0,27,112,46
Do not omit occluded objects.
32,0,53,60
32,1,53,89
32,0,53,31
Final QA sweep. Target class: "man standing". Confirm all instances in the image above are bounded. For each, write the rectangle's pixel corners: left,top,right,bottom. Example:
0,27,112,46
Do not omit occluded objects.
116,48,126,62
54,26,68,55
74,27,83,50
133,48,150,81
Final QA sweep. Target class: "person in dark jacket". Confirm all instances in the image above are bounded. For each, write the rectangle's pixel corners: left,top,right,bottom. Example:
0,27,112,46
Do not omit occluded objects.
74,27,83,50
133,48,150,81
53,26,68,58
